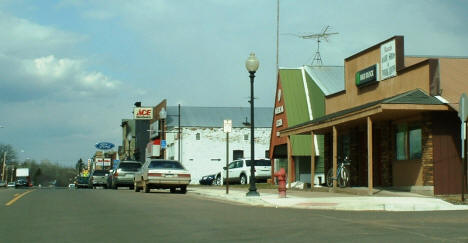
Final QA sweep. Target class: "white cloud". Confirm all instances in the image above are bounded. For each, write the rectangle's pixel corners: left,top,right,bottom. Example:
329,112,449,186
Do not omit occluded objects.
15,55,121,99
0,11,86,57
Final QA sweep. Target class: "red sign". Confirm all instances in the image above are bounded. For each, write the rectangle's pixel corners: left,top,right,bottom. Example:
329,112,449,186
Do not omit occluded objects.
134,107,153,119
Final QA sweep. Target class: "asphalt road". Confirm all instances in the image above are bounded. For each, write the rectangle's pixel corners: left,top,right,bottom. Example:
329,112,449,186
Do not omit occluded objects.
1,187,468,243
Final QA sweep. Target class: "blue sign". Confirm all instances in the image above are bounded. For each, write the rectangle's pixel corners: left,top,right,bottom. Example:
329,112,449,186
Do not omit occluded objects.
161,140,167,149
95,142,115,150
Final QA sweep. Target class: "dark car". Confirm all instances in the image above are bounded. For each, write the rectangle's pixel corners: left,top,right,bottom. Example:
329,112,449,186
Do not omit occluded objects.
15,179,28,188
199,174,216,185
75,176,90,188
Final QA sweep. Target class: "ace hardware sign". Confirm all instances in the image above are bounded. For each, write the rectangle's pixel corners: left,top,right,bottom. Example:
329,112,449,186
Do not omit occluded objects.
134,107,153,120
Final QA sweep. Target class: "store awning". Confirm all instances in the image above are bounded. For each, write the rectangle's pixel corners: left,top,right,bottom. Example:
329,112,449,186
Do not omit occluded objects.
280,89,451,136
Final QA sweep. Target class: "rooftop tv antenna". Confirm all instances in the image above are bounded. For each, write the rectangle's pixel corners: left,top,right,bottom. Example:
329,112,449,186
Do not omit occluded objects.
296,25,338,65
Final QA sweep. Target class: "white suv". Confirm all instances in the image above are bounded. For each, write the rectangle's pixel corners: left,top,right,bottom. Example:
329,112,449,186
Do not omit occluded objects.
215,158,271,185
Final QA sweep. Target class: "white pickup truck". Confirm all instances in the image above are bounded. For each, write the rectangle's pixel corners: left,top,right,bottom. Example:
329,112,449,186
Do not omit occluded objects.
214,158,271,185
134,159,191,193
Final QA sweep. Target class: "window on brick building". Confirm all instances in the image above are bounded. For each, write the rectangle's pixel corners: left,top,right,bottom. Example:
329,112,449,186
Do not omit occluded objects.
233,150,244,160
396,124,421,160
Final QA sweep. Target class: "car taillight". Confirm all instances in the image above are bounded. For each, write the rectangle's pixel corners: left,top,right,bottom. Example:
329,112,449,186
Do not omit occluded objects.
148,173,163,177
178,174,191,178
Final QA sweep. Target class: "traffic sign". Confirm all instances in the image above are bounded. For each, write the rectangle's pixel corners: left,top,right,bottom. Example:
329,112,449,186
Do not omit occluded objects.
161,140,167,149
459,93,468,122
224,120,232,133
459,93,468,159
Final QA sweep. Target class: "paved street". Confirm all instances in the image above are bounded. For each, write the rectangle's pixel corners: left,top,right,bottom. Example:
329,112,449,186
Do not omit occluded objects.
2,187,468,242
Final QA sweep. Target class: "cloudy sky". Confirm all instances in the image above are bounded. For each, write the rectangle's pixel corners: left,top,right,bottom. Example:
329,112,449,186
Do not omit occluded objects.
0,0,467,166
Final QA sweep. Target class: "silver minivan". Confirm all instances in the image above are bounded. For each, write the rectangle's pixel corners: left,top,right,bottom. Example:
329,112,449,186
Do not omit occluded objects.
110,161,142,189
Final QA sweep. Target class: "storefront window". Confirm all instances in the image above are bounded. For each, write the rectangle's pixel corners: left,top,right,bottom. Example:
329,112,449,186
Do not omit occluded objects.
395,124,422,160
396,126,406,160
409,127,422,159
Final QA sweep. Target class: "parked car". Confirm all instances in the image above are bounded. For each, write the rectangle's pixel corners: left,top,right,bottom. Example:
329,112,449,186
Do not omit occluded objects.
7,182,16,188
110,160,141,189
90,170,109,189
75,176,90,188
199,174,216,185
215,158,271,185
0,180,6,187
134,159,191,193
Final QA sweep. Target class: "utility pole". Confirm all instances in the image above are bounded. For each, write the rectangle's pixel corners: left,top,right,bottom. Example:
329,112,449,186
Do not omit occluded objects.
224,120,232,194
2,152,6,182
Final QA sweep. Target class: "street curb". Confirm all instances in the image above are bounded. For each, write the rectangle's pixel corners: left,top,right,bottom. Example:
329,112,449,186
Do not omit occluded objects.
189,188,468,212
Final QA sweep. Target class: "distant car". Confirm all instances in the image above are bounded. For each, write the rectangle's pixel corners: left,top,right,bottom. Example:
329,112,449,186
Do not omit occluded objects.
0,180,6,187
68,184,75,189
110,160,142,189
90,170,109,189
7,182,16,188
134,159,191,193
75,176,90,188
15,179,28,188
215,158,271,185
199,174,215,185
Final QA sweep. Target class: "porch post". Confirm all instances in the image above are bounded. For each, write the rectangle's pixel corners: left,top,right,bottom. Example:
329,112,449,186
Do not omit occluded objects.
333,126,338,188
310,131,316,188
367,116,373,195
287,136,292,189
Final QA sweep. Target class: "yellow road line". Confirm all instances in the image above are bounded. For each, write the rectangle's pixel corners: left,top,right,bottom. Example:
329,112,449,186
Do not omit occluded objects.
5,190,35,206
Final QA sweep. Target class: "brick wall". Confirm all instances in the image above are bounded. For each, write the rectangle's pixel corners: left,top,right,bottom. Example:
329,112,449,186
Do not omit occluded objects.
421,114,434,186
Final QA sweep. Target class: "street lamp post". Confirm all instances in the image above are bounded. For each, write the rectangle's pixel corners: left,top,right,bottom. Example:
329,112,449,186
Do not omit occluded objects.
159,108,167,159
246,52,260,197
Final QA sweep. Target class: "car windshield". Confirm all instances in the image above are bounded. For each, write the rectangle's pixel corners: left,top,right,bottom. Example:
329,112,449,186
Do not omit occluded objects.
92,170,107,176
246,159,271,166
77,177,89,183
149,160,185,170
119,162,141,171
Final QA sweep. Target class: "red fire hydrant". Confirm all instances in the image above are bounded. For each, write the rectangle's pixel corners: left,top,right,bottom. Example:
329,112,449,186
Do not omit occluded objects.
274,168,287,198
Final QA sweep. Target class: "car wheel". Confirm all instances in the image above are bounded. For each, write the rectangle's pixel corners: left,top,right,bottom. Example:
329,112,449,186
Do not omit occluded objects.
143,181,150,193
134,181,140,192
170,187,176,193
240,174,247,185
180,185,187,194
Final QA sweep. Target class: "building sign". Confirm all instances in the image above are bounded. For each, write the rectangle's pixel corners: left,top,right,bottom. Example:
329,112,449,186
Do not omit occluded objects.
277,89,282,102
381,39,397,80
276,119,283,127
134,107,153,120
95,142,115,150
275,106,284,115
356,64,379,87
103,158,111,166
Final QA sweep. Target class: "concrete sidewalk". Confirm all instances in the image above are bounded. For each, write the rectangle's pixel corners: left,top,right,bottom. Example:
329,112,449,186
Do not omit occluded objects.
189,187,468,211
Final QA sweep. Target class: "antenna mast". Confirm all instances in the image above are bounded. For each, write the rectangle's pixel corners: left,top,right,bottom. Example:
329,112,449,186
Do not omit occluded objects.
298,25,338,65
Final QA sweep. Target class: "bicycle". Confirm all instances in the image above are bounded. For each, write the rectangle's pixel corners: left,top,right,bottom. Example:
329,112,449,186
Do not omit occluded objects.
326,157,351,188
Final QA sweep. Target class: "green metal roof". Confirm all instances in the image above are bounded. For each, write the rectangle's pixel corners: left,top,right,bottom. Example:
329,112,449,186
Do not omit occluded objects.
279,68,326,157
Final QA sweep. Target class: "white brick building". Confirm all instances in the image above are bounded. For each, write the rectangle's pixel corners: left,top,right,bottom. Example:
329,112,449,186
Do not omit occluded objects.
164,106,272,184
